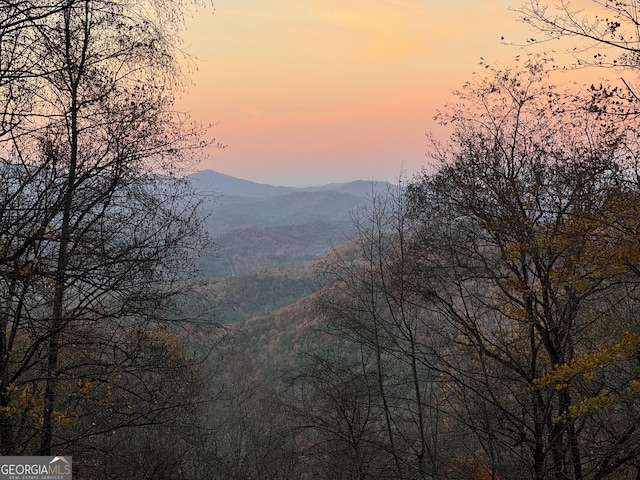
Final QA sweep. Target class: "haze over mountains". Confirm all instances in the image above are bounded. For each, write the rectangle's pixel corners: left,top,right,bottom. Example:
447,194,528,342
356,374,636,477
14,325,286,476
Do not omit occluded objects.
189,170,389,277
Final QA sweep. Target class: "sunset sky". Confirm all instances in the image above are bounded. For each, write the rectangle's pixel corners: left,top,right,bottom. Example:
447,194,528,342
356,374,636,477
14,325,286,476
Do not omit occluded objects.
177,1,602,186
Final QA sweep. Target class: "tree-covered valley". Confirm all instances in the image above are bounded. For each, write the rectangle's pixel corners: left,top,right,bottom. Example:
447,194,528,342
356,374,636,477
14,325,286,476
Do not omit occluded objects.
4,1,640,480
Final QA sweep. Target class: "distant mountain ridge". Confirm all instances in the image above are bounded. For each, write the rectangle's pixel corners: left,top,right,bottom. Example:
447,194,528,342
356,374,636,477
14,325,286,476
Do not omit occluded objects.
188,170,293,197
187,169,388,198
188,170,389,277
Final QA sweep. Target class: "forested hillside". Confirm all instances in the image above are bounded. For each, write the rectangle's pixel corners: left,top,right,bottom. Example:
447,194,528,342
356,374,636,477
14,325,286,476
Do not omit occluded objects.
190,170,388,276
203,264,318,323
203,63,640,479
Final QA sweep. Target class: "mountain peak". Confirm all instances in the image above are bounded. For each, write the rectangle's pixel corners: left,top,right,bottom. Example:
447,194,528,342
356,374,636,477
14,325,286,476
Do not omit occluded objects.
188,169,390,198
188,170,294,197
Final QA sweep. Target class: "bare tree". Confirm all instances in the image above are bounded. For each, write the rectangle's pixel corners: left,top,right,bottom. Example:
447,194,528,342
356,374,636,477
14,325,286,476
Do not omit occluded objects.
407,58,640,480
0,2,71,137
307,183,447,480
0,0,216,470
518,0,640,71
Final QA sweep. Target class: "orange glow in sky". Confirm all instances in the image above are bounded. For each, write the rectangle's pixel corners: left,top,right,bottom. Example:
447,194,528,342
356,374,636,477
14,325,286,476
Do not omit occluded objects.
177,0,607,185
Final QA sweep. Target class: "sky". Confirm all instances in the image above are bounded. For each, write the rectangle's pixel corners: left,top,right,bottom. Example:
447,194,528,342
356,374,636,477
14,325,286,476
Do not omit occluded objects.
176,0,594,186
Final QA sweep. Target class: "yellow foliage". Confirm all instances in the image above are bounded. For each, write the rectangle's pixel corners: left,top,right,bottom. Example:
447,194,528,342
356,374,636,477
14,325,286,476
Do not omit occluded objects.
505,304,528,322
567,395,611,418
1,381,78,429
554,394,612,423
627,379,640,399
504,241,522,259
534,331,640,388
77,379,91,397
18,383,34,402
